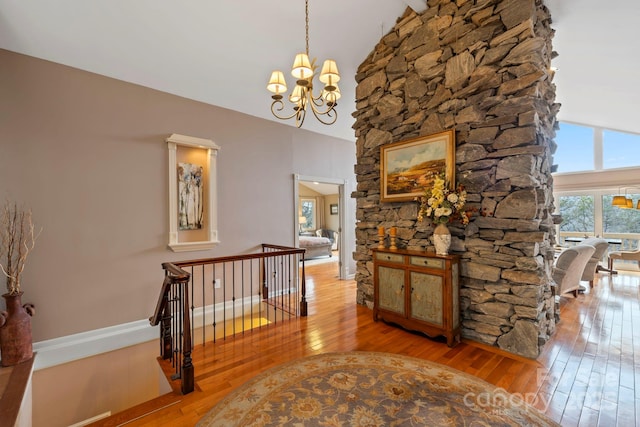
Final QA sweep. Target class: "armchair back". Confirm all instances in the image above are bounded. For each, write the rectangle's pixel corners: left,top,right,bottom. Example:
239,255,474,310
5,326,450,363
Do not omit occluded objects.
580,238,609,283
553,244,595,296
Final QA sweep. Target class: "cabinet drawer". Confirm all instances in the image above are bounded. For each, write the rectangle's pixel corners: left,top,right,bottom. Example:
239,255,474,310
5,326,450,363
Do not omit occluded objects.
410,256,444,270
376,252,404,264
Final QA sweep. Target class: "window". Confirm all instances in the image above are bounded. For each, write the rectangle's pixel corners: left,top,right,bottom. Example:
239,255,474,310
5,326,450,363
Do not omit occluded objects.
300,198,316,231
603,130,640,169
553,122,640,270
553,123,594,173
554,121,640,173
603,194,640,233
558,195,594,234
555,191,640,270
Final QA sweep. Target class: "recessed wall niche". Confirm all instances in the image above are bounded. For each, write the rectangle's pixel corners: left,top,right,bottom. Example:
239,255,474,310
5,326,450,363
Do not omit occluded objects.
166,133,220,252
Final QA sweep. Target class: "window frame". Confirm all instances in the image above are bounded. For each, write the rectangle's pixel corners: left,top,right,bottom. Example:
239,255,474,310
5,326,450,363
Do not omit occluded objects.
300,198,316,231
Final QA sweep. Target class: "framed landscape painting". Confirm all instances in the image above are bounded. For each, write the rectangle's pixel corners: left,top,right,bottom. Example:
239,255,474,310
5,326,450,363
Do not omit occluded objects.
380,130,455,202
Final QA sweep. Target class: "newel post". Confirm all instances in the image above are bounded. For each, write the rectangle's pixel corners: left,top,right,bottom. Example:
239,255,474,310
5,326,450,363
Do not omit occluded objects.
179,279,194,394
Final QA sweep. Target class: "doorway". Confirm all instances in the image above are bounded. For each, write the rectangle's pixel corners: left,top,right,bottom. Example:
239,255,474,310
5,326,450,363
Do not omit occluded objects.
293,174,347,280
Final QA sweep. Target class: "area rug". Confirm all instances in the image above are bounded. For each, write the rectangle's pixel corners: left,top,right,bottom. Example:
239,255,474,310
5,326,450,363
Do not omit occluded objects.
197,351,559,427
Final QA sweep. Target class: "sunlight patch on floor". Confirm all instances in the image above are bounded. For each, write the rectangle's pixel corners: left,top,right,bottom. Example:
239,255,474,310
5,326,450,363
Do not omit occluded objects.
192,314,271,345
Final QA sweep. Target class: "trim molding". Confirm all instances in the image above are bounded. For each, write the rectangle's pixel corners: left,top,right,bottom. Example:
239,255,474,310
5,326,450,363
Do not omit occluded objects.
166,133,221,252
553,167,640,192
33,319,158,371
32,296,270,371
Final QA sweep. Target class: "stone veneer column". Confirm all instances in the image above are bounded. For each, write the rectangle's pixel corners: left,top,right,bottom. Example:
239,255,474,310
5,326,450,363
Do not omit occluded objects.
352,0,559,358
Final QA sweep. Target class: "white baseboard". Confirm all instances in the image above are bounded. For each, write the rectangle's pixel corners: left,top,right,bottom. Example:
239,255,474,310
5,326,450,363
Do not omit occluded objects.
33,319,158,371
32,296,267,371
68,411,112,427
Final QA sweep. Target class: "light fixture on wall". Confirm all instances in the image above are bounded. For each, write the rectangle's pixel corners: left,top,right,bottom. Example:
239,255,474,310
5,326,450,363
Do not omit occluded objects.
266,0,340,128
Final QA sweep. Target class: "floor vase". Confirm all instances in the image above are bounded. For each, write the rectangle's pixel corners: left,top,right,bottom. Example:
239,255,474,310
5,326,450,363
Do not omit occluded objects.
433,223,451,255
0,292,33,366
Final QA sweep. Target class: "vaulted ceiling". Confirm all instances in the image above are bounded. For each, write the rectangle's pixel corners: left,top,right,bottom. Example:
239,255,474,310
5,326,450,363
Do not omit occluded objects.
1,0,637,141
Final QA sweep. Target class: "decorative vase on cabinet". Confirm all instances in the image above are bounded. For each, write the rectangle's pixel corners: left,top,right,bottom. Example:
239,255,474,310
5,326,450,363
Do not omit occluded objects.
433,223,451,255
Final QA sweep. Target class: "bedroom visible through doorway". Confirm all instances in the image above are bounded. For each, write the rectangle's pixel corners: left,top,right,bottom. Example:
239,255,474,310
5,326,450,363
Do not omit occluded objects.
294,174,346,279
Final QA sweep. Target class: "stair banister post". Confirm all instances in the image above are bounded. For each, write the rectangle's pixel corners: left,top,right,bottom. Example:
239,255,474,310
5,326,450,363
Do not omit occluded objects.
180,277,194,394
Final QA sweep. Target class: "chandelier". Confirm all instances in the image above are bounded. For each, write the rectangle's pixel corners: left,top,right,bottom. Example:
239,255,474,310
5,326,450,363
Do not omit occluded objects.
266,0,341,127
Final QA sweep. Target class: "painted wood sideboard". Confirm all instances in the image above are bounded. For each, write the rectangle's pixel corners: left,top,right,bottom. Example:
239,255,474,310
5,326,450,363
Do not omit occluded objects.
372,248,461,346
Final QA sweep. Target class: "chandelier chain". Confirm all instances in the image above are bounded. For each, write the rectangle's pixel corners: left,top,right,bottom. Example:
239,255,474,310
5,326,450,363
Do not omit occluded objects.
305,0,309,56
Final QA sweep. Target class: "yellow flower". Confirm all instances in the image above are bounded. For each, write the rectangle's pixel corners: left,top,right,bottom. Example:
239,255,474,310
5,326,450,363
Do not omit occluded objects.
417,171,469,226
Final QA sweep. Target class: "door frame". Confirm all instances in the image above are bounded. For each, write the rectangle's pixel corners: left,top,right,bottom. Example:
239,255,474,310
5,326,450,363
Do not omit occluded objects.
293,174,347,280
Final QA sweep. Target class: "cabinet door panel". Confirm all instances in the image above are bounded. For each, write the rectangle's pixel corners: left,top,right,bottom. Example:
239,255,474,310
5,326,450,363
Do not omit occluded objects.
378,266,405,315
410,271,443,325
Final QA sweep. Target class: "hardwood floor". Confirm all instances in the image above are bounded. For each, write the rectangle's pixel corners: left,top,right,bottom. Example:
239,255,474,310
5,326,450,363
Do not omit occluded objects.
93,261,640,426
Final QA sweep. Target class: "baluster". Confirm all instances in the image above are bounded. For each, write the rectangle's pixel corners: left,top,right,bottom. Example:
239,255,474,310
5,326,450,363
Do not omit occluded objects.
153,245,305,395
181,279,194,394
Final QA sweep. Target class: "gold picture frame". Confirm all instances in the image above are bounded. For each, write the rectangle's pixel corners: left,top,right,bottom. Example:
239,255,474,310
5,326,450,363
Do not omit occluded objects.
380,130,455,202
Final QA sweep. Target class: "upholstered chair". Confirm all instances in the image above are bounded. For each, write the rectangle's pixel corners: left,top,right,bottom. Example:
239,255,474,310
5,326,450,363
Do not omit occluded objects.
553,244,596,297
316,229,339,250
608,247,640,271
580,238,610,287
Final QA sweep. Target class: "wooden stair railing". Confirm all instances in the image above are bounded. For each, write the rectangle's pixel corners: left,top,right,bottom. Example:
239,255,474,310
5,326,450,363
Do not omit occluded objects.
150,244,306,395
149,262,193,394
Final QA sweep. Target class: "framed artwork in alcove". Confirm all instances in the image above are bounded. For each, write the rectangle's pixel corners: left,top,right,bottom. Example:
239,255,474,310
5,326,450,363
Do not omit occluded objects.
380,130,455,202
166,133,220,252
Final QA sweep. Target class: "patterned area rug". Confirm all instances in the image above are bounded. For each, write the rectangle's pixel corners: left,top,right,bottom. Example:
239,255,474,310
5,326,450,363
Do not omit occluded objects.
197,351,558,426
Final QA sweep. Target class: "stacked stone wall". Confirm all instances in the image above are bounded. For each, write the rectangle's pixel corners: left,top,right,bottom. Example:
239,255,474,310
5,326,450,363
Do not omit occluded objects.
352,0,559,358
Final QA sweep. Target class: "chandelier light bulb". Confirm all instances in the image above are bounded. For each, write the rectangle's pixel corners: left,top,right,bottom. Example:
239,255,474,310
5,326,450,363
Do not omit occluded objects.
323,84,341,105
291,53,313,80
267,71,287,98
289,85,305,104
319,59,340,87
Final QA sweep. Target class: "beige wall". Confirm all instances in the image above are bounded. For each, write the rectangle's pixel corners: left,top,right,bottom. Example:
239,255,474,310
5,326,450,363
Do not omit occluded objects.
0,49,356,425
324,194,340,232
33,341,165,426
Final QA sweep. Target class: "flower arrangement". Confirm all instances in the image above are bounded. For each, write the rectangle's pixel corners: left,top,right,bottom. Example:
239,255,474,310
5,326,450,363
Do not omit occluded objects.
417,171,471,226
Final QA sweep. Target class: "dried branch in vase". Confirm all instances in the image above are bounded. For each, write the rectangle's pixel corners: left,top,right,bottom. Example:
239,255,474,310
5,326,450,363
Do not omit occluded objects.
0,202,41,295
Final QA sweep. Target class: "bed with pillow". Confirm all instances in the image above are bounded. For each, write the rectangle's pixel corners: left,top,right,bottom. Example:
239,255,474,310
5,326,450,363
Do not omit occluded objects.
299,235,333,260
